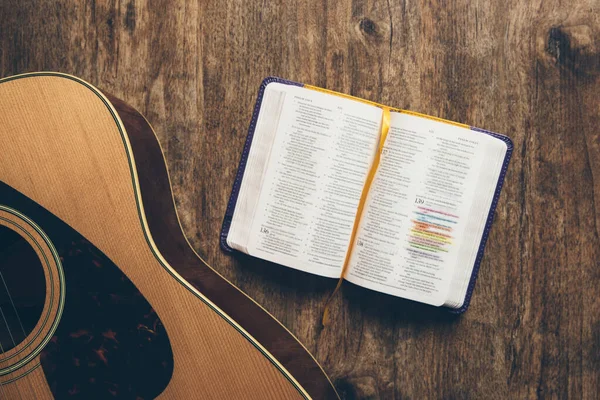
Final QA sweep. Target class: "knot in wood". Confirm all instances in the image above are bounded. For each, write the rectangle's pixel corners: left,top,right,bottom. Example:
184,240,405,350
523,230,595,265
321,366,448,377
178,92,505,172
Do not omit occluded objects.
359,17,378,36
546,25,599,78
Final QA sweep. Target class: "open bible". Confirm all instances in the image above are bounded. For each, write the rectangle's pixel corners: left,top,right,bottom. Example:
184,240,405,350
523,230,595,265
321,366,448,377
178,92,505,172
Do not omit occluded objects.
221,77,512,312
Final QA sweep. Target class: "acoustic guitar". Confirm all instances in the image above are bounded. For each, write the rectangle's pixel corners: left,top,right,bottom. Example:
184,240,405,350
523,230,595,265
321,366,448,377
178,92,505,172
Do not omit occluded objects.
0,72,338,399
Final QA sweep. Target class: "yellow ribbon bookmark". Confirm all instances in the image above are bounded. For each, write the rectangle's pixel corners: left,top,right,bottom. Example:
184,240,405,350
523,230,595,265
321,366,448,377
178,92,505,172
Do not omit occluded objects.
322,107,392,326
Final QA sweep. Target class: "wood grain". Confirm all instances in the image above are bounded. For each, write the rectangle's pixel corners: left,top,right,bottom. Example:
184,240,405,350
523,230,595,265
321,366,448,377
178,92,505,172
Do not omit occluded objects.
1,0,599,398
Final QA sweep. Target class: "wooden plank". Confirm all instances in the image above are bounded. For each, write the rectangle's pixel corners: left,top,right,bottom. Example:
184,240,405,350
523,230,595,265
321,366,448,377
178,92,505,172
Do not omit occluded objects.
1,0,599,397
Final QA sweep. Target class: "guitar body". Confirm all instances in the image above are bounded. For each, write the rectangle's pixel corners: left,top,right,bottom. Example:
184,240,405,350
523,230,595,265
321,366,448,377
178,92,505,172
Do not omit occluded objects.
0,73,338,399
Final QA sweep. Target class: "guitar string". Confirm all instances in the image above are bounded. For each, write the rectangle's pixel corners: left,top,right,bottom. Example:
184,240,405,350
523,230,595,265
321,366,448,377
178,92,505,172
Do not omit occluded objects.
0,306,8,398
0,271,27,342
0,233,51,398
0,266,39,399
0,303,16,349
0,319,13,399
0,303,23,399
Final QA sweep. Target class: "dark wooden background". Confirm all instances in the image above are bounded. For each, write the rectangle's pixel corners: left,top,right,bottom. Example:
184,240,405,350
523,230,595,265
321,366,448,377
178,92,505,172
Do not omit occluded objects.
1,0,599,398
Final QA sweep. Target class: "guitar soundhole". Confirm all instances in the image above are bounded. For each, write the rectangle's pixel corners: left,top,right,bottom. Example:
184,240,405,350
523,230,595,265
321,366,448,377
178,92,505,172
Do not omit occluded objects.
0,225,46,353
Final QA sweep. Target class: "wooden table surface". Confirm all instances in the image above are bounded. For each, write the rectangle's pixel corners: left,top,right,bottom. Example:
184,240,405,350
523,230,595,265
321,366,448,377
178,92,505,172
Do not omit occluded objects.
1,0,599,398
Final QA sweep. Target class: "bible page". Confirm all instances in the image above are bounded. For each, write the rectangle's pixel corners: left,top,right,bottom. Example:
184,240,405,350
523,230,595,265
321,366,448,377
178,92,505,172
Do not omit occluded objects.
246,84,384,278
345,112,507,306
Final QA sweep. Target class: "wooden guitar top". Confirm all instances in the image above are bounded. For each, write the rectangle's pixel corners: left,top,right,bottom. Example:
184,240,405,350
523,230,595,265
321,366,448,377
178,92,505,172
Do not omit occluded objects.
0,72,338,399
